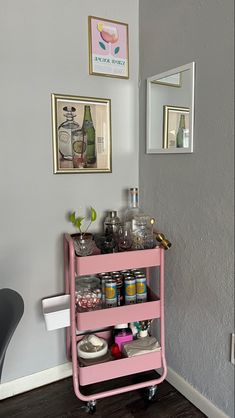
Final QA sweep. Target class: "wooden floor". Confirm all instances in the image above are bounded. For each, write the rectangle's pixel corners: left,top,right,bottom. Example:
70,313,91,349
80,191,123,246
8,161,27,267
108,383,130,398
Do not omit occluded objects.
1,372,206,418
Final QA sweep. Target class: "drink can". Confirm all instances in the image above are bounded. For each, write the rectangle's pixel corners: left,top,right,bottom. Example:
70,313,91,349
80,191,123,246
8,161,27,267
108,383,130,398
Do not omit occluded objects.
99,274,111,306
130,269,143,275
136,276,147,303
105,279,117,308
135,273,146,279
122,272,134,280
115,276,124,306
112,273,121,279
124,277,136,304
120,269,131,275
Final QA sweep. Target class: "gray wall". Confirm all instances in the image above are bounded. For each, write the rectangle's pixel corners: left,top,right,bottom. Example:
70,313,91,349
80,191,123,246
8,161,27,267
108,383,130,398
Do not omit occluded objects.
139,0,234,416
0,0,139,382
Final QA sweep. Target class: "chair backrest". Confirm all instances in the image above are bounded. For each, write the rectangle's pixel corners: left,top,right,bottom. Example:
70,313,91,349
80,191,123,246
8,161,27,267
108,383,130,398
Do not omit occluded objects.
0,288,24,382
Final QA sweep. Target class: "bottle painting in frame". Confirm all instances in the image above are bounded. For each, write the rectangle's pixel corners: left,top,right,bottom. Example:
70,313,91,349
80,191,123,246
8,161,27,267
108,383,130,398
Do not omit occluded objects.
51,94,112,173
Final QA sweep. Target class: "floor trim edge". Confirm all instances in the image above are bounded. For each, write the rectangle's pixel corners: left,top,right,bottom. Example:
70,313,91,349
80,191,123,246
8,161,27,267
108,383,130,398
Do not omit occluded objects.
0,362,72,400
166,367,229,418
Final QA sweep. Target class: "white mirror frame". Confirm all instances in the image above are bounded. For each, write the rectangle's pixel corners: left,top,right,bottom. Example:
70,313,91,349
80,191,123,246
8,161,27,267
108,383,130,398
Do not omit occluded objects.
146,62,195,154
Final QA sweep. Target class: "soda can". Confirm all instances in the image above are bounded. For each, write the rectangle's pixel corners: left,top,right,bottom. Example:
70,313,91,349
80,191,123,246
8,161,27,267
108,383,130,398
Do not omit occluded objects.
136,276,147,303
130,269,143,275
115,276,124,306
105,279,117,308
97,272,109,277
135,273,146,279
120,269,131,276
99,274,111,306
112,273,121,279
124,277,136,304
122,272,134,280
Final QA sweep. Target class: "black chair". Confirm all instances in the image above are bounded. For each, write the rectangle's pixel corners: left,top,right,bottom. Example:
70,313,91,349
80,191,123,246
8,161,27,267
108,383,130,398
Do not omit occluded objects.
0,288,24,382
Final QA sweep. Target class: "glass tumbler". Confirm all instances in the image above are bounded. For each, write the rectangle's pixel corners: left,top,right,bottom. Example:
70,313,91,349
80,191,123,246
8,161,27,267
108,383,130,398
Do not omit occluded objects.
118,224,132,252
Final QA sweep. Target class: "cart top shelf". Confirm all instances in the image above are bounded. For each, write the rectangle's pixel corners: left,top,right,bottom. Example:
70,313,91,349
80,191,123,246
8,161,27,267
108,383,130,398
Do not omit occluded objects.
64,233,163,276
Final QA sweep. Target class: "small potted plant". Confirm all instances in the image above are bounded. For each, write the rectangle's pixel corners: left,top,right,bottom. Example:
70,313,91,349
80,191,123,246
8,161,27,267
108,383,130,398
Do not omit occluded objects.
69,207,97,256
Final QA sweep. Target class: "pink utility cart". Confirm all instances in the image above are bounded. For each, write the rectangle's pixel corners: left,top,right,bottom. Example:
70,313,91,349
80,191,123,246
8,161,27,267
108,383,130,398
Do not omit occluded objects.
64,233,167,413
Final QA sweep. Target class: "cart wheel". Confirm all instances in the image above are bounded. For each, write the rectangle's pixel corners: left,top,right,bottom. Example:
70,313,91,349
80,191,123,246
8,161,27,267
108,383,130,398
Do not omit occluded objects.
87,400,96,414
145,385,158,402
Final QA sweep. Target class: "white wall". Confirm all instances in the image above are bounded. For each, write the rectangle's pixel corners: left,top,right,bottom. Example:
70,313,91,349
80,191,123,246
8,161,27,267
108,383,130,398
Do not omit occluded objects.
0,0,139,382
139,0,234,416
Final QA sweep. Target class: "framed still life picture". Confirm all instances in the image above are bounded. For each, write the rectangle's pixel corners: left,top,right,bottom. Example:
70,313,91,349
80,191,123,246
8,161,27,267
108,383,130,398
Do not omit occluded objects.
88,16,129,79
163,105,190,149
51,94,112,174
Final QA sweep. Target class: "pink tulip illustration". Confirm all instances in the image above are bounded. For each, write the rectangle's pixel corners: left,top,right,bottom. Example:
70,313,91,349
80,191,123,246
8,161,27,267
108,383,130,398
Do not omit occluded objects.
97,22,120,57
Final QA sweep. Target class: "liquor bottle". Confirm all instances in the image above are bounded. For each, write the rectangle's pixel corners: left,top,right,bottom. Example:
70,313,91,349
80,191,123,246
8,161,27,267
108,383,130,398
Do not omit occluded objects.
124,188,154,250
82,105,96,165
124,188,141,232
176,114,186,148
58,106,87,168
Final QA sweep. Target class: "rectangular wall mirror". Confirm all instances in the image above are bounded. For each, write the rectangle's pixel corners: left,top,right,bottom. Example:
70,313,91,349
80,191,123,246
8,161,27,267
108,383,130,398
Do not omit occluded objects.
146,62,195,154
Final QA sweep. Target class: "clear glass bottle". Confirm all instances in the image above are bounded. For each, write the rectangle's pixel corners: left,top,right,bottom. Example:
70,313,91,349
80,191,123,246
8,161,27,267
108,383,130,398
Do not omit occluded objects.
124,188,141,232
58,106,87,168
124,188,156,250
83,105,96,166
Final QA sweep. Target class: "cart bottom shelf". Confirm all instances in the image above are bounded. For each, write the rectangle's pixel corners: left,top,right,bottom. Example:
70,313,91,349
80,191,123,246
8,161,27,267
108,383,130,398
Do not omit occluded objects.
78,350,162,386
79,369,161,396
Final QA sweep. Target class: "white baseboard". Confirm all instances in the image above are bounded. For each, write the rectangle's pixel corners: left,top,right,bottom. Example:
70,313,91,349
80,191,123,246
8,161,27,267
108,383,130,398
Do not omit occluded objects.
167,367,230,418
0,363,230,418
0,362,72,400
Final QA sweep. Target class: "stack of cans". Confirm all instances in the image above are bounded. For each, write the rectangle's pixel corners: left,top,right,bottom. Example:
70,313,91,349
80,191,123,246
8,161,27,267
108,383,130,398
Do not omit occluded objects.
96,269,147,308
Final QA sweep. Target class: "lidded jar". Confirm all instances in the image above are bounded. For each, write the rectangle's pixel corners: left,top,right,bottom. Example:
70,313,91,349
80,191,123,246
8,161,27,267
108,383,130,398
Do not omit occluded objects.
75,276,101,312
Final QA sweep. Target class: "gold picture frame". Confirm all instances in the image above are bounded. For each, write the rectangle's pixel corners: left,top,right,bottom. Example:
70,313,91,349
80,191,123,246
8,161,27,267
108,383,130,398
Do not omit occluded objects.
88,16,129,79
51,94,112,174
163,105,190,149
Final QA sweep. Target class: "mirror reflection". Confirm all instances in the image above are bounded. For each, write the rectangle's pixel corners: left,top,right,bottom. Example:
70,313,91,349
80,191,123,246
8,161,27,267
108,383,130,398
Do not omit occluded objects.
146,62,195,153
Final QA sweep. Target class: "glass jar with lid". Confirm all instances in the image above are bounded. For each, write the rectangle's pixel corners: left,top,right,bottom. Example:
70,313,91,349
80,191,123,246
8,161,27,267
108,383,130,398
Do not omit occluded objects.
75,276,102,312
132,216,157,250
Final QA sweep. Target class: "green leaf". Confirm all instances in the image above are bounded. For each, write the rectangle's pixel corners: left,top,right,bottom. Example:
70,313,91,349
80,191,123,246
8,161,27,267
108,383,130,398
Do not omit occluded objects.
114,46,120,55
99,41,106,50
90,207,97,222
75,217,84,229
69,212,76,224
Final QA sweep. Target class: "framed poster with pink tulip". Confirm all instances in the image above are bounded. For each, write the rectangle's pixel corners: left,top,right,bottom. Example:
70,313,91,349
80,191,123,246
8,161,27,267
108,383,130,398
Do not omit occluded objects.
88,16,129,79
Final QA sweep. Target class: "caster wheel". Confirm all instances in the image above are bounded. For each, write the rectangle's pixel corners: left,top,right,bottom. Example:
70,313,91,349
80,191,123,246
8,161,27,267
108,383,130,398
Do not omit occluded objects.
145,385,158,402
87,400,96,414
